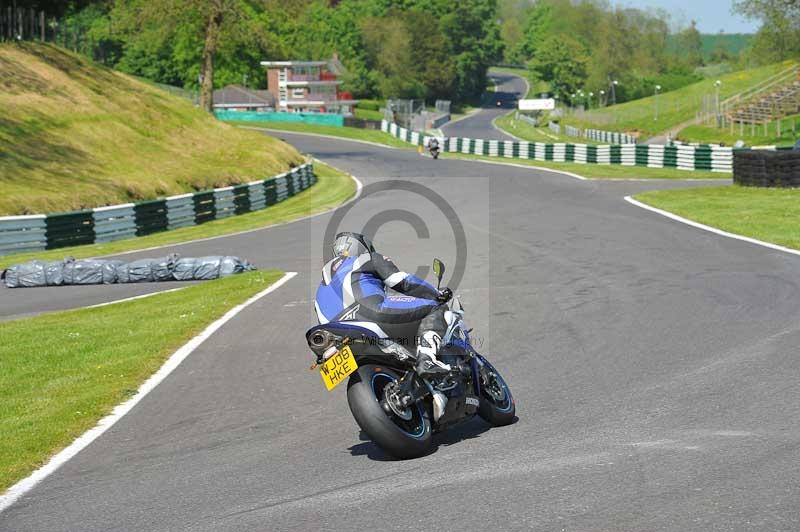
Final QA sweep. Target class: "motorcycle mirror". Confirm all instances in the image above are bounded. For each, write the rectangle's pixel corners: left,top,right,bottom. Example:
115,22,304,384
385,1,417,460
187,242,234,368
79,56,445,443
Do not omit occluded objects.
432,258,445,288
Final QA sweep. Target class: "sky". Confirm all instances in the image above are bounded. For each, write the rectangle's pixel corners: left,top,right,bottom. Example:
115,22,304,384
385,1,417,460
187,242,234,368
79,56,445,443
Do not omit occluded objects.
610,0,760,34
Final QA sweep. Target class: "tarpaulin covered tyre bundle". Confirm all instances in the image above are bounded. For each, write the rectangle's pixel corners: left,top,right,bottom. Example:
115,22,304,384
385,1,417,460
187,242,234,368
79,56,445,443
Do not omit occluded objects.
2,254,256,288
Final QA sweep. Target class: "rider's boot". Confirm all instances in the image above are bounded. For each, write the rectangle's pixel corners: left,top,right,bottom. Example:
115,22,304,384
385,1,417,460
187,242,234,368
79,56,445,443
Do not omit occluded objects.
415,330,451,376
416,331,450,422
431,390,448,421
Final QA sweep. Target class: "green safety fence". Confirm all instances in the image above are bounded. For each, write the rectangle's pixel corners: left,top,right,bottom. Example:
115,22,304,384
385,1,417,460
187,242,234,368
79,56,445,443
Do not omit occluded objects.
215,110,344,127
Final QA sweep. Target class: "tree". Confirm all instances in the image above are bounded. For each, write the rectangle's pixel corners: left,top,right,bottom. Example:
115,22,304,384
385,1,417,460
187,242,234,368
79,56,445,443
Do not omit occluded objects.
440,0,504,101
510,1,552,64
58,0,506,106
674,20,704,67
709,43,733,63
530,34,588,101
508,0,706,105
360,8,454,100
497,0,531,63
361,14,424,98
287,1,375,97
12,0,108,18
735,0,800,63
197,1,228,111
734,0,800,21
110,0,274,111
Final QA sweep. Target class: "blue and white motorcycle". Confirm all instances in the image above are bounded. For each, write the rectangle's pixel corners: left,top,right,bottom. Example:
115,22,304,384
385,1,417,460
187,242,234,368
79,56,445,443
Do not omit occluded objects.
306,259,515,459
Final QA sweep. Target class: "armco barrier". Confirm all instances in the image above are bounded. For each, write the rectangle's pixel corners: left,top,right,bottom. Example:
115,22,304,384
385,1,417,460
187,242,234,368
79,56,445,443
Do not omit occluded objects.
381,120,732,173
543,121,635,144
733,148,800,187
0,163,316,256
0,215,47,254
585,128,637,144
94,204,137,243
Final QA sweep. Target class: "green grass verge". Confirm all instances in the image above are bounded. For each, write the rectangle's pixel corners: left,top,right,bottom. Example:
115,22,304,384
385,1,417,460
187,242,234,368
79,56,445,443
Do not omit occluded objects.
0,270,284,491
634,185,800,250
442,152,727,180
0,43,302,215
230,121,412,148
353,107,385,121
561,60,797,139
0,162,355,270
494,113,603,145
678,114,800,147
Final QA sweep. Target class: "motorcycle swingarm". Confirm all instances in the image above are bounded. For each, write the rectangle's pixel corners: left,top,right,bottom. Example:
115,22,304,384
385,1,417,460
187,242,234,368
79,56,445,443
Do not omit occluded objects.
393,370,430,407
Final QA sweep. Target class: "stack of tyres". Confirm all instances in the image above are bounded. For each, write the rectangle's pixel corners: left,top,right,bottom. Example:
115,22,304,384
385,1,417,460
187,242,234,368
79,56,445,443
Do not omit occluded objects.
775,151,800,187
734,150,800,187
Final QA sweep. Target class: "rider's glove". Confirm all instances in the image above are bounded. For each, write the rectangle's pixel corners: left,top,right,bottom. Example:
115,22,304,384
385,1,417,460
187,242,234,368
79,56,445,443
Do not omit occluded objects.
437,287,453,303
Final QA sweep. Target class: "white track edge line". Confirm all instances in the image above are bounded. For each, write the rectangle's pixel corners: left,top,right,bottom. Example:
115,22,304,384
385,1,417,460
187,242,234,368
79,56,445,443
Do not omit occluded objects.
624,196,800,258
96,169,363,259
84,287,189,309
0,271,298,513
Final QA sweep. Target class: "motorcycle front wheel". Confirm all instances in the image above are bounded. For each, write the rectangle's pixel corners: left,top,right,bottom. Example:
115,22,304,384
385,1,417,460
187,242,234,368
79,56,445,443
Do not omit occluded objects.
347,365,432,459
477,359,516,426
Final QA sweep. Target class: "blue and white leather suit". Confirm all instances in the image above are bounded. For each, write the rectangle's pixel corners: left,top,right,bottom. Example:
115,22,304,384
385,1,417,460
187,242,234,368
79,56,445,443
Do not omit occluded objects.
315,252,447,348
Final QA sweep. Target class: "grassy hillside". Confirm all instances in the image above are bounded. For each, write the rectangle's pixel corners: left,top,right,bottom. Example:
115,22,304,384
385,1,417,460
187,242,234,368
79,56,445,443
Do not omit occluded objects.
561,60,797,139
0,43,303,215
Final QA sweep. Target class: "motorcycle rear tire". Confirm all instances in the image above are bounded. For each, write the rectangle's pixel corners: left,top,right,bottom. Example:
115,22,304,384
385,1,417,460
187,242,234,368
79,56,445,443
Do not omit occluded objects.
347,365,433,459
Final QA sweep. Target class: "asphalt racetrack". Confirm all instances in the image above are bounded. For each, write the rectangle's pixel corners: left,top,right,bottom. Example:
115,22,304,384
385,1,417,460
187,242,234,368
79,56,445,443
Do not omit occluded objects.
441,72,526,141
3,77,800,531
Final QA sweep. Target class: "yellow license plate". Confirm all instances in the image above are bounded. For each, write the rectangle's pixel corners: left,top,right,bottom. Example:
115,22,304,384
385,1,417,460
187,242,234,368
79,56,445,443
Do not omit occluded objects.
319,345,358,391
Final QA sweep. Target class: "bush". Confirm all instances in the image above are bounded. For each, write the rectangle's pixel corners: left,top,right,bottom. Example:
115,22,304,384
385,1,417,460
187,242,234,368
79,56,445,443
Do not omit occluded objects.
615,69,704,102
357,99,383,111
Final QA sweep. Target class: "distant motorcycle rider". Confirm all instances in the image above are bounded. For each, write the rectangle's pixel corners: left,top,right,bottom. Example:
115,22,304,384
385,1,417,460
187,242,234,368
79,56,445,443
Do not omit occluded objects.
315,232,453,376
427,137,441,159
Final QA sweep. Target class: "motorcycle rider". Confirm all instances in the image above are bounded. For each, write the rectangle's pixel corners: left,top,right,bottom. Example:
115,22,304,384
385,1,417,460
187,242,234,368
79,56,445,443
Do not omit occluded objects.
427,137,440,157
315,232,453,376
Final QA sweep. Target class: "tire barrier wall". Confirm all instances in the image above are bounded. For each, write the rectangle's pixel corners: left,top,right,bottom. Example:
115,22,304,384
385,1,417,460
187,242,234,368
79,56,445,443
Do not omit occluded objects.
382,120,733,173
0,163,315,256
733,148,800,187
